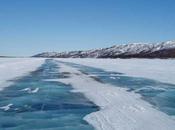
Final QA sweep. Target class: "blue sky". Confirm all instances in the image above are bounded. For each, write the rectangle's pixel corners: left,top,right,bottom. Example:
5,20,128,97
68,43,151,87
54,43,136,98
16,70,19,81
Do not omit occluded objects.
0,0,175,56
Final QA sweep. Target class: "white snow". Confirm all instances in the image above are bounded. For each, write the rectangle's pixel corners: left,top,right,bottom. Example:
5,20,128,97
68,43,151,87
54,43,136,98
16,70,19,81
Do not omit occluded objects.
55,63,175,130
29,88,39,93
110,76,116,79
20,87,40,93
0,58,45,91
57,58,175,85
20,88,31,92
0,104,13,111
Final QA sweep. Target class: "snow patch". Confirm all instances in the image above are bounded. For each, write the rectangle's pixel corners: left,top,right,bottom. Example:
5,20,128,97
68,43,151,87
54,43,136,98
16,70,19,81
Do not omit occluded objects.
0,104,13,111
0,58,45,91
57,58,175,85
20,87,39,93
56,63,175,130
110,77,116,79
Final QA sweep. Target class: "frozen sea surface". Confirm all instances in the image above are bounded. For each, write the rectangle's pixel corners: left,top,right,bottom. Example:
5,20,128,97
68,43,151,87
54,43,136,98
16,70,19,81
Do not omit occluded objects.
56,61,175,130
0,58,44,91
0,59,98,130
1,58,175,130
58,58,175,85
59,61,175,116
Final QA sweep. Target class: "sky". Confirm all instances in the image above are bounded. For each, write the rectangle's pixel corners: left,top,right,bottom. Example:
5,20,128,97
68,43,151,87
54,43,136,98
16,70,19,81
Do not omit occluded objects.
0,0,175,56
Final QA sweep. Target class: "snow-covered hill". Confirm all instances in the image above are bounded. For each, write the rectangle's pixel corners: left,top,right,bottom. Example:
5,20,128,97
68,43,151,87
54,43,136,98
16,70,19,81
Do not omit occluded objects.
33,40,175,58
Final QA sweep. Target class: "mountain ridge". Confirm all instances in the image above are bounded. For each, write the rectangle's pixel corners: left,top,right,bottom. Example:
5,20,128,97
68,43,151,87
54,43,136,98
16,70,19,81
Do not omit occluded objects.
33,40,175,58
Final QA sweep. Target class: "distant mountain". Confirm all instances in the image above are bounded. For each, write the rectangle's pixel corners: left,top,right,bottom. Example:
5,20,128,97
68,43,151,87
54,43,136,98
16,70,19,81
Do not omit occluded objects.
0,56,16,58
0,56,8,58
33,40,175,58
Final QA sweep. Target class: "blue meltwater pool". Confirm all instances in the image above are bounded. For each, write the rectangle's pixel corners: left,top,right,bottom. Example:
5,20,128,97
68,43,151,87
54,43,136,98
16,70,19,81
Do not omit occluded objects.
0,59,98,130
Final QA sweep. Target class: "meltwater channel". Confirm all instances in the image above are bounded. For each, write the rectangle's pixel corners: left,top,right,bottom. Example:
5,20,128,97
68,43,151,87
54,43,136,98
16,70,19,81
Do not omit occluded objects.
0,59,98,130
